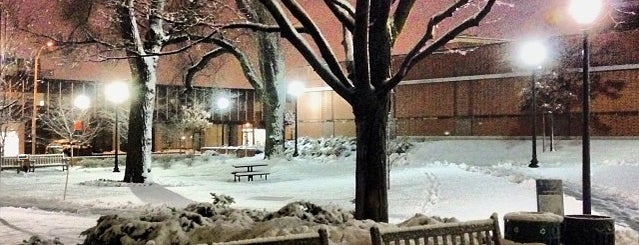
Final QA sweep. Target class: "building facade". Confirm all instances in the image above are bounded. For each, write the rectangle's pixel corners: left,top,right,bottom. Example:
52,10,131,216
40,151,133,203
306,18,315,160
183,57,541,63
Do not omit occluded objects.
293,29,639,138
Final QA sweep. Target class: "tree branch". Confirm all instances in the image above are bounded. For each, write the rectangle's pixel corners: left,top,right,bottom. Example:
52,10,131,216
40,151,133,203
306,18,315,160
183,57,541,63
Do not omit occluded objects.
208,37,265,91
183,47,229,91
258,0,354,102
390,0,417,42
352,0,371,91
281,0,351,86
323,0,355,31
382,0,496,93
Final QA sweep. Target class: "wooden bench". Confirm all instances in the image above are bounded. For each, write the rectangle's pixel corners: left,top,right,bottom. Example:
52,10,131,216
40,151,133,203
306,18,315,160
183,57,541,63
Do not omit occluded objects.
233,171,270,182
0,156,24,172
212,228,329,245
27,154,69,172
370,213,502,245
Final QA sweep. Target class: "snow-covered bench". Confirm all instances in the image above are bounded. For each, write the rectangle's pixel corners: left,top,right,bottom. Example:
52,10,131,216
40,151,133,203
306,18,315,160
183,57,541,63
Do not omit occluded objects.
27,154,69,172
0,155,24,172
212,228,329,245
370,213,502,245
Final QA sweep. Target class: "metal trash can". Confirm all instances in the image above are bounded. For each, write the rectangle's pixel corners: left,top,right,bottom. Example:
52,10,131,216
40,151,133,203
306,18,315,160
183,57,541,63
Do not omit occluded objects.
504,211,563,245
562,214,615,245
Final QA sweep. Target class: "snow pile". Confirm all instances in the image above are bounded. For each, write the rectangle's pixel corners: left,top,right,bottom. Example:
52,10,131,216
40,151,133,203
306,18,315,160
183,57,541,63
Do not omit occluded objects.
78,197,464,245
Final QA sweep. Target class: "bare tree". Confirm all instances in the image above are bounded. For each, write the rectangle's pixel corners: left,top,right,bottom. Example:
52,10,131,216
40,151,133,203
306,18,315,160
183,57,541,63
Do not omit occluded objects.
249,0,497,221
0,61,28,157
519,37,627,140
38,98,104,148
611,0,639,30
179,1,288,158
102,104,129,148
8,0,239,182
0,17,30,157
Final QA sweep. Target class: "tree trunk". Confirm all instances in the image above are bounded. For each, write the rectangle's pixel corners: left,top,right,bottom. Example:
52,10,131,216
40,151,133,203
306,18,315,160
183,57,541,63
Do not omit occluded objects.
255,4,285,158
353,92,390,222
123,57,157,183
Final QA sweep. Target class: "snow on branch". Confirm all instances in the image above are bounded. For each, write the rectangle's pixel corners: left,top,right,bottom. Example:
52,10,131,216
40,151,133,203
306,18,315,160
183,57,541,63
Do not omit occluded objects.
383,0,497,93
259,0,354,102
324,0,356,31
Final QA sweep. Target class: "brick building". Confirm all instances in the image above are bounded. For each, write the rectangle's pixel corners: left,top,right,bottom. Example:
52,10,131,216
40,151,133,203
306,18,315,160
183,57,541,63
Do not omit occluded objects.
292,29,639,138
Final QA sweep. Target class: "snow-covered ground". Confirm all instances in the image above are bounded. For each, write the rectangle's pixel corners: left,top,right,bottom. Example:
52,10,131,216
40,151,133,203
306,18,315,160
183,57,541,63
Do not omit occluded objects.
1,139,638,244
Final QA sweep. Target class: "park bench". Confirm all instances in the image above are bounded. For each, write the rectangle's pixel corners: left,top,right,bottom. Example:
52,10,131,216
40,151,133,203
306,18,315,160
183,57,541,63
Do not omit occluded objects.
370,213,502,245
212,228,329,245
28,153,69,172
0,155,24,172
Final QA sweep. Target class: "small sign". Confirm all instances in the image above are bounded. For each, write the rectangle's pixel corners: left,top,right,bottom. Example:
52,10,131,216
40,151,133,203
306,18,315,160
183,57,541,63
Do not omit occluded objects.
73,120,83,131
536,179,564,215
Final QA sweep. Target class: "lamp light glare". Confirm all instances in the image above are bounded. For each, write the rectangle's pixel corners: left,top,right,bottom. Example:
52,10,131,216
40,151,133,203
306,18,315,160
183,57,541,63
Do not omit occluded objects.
217,97,230,109
288,81,305,97
520,41,546,67
105,81,129,104
569,0,602,25
74,95,90,110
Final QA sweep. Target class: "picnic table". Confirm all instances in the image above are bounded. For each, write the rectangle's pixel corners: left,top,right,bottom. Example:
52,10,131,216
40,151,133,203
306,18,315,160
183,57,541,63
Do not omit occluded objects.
232,163,269,182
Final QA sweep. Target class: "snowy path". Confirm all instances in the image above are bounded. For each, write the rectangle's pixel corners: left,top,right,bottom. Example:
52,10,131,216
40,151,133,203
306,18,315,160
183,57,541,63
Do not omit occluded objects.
129,184,194,208
465,164,639,233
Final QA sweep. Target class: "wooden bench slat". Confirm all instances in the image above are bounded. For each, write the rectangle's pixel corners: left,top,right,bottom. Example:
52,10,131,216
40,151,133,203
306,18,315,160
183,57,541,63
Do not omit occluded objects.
371,213,502,245
212,228,328,245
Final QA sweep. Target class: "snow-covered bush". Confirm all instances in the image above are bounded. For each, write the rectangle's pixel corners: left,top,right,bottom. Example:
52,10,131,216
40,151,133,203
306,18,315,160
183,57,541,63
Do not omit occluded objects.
285,137,356,159
21,236,64,245
76,199,467,245
210,193,235,207
285,137,413,160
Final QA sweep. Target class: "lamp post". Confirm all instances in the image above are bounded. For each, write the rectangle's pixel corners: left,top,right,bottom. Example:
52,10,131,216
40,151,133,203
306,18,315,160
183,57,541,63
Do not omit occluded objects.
31,41,53,154
519,40,547,168
569,0,601,215
105,81,129,172
217,97,230,146
288,81,305,157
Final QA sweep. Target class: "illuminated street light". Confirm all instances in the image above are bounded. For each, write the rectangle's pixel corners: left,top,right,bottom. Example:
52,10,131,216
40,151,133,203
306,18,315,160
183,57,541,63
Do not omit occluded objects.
105,81,129,172
569,0,601,215
31,41,54,154
73,94,91,111
287,81,305,157
519,40,546,168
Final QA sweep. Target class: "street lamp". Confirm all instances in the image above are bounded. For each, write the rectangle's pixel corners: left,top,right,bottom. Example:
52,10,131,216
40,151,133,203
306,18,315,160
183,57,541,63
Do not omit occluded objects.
105,81,129,172
31,41,53,154
287,81,305,157
217,97,230,146
569,0,601,215
519,40,547,168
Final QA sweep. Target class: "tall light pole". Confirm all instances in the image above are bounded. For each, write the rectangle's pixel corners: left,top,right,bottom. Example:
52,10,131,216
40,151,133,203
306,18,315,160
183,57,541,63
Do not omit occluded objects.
31,41,53,154
288,81,305,157
216,97,230,146
569,0,601,215
105,81,129,172
519,40,547,168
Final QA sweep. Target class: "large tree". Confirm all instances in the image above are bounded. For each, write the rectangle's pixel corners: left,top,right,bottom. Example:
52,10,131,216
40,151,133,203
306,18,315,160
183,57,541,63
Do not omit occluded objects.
252,0,496,221
181,1,288,157
15,0,236,183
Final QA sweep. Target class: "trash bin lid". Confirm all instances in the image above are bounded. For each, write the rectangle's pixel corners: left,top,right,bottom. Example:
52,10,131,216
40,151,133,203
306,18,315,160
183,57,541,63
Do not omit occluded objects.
504,211,564,222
